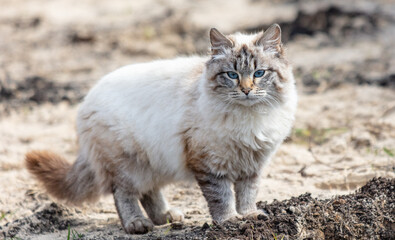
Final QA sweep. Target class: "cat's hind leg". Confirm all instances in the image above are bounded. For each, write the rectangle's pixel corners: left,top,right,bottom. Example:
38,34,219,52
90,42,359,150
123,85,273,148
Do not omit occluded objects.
113,187,154,234
140,188,184,225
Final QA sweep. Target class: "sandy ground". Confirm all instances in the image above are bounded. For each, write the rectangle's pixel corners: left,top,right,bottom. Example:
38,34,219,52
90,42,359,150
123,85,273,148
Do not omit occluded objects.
1,0,394,239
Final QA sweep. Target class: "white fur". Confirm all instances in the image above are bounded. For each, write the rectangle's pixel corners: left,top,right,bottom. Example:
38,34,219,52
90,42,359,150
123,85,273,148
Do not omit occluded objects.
76,55,297,194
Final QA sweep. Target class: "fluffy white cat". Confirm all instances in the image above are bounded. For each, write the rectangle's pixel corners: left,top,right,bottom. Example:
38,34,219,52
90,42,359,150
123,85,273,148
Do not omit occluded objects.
26,24,297,234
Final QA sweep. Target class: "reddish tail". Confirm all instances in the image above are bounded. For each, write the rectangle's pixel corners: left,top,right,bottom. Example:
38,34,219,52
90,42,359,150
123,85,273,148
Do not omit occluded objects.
25,150,99,204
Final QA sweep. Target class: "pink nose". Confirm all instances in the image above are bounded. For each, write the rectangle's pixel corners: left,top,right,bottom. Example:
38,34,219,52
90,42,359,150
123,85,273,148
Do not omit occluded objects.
241,88,251,95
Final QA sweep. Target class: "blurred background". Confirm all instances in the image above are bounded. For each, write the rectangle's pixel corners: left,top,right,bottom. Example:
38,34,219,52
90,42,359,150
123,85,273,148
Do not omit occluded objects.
0,0,394,238
1,0,394,106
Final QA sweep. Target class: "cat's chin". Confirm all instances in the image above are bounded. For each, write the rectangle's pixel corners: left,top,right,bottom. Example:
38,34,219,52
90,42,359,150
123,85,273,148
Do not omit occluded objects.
233,98,261,107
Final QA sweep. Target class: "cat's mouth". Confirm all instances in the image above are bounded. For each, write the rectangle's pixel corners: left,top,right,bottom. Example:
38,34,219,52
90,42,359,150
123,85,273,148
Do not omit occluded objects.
234,95,261,106
246,95,256,100
228,91,266,106
241,94,259,101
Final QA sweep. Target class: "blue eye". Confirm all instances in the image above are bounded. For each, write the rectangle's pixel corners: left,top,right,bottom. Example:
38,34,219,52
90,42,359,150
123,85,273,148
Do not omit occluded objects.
227,71,239,79
254,70,265,78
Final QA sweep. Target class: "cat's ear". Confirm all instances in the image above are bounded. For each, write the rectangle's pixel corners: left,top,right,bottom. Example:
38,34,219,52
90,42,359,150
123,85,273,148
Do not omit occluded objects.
254,24,283,55
209,28,233,55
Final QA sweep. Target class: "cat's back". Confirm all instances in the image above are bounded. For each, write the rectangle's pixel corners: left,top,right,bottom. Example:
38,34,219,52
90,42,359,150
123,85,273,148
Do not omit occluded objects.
81,56,206,114
99,56,206,91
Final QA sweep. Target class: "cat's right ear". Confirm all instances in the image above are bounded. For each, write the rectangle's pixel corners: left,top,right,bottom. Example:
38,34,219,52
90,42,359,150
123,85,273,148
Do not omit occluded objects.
254,24,283,56
209,28,233,55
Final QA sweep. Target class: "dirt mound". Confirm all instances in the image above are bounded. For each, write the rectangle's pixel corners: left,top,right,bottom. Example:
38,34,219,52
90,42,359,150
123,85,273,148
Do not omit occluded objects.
202,177,394,240
260,178,394,239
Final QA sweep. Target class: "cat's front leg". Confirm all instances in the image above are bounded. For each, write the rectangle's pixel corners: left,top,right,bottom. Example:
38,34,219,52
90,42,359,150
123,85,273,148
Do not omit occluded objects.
195,173,239,222
234,174,263,217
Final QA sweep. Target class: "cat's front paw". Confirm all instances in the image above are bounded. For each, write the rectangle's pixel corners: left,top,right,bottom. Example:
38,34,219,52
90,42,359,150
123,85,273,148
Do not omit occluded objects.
214,214,242,224
224,214,243,223
124,217,154,234
244,209,268,220
165,208,184,223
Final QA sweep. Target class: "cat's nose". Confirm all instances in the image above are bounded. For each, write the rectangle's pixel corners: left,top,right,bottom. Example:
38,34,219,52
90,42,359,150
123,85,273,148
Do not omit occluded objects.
241,88,252,95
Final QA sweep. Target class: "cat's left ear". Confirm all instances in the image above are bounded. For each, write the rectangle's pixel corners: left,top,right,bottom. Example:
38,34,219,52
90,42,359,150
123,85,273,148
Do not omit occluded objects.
254,24,283,55
209,28,233,55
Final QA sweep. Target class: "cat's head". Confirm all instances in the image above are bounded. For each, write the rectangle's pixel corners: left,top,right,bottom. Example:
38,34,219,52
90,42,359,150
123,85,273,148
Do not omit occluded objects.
205,24,293,108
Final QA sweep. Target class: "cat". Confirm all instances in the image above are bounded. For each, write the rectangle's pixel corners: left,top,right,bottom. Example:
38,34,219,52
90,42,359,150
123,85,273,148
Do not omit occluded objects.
25,24,297,234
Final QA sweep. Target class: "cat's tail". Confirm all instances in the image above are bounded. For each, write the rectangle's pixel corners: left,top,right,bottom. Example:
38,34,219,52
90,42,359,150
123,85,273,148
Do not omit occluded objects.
25,150,100,205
